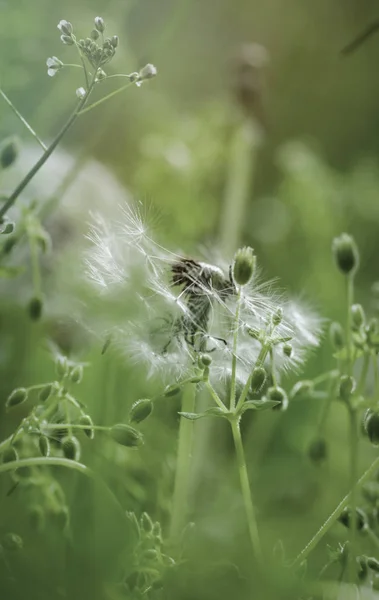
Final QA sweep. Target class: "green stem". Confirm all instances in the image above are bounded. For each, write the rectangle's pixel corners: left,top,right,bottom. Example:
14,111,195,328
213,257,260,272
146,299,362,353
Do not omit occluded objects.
77,80,134,116
0,76,97,220
346,275,354,375
292,454,379,568
347,407,358,583
204,381,227,411
28,235,41,295
170,384,197,545
231,419,262,561
236,343,270,413
230,288,242,410
45,423,108,432
357,353,370,395
0,88,47,151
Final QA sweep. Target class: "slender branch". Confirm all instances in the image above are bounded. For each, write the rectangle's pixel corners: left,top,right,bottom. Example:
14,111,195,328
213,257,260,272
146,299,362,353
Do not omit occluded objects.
236,343,270,413
77,80,134,116
0,88,47,150
347,407,358,583
204,381,227,411
0,76,97,220
292,455,379,568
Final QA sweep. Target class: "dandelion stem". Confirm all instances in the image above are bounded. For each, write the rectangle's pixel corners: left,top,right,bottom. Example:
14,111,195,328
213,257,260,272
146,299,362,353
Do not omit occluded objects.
0,88,47,151
292,454,379,568
231,419,262,561
0,75,97,220
346,275,354,376
230,288,242,410
347,406,359,583
170,384,196,545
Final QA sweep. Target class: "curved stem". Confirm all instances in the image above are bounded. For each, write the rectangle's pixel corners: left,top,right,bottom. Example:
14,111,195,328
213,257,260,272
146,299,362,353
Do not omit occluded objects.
292,454,379,568
231,419,262,561
170,384,197,545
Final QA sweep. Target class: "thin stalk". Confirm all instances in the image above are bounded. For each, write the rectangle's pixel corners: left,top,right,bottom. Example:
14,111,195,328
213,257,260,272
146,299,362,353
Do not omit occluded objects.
204,381,227,411
346,275,354,375
0,88,47,150
230,287,242,410
236,343,270,413
292,454,379,568
218,119,260,257
231,419,262,561
170,384,197,544
77,80,134,116
28,236,41,295
357,353,370,395
347,407,358,583
45,423,108,432
0,75,97,220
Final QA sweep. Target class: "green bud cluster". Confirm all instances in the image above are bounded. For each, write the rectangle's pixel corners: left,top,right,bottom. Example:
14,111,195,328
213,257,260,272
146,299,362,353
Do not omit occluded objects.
76,17,118,69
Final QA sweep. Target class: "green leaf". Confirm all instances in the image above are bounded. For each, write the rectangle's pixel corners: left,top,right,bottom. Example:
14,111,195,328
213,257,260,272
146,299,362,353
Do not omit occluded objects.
240,399,280,414
0,265,25,278
178,407,230,420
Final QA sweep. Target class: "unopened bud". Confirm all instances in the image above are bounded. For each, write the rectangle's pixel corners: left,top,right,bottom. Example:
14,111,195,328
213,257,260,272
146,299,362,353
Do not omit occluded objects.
339,375,355,401
272,308,283,327
94,16,105,32
267,386,288,411
164,386,181,397
57,20,73,36
110,424,143,447
78,415,94,439
60,34,74,45
90,29,100,40
351,304,365,329
250,367,266,393
6,387,28,409
199,354,212,368
55,356,68,378
70,365,83,384
332,233,359,275
330,322,345,350
27,296,43,321
110,35,119,48
308,437,327,463
232,246,256,286
367,557,379,573
290,380,314,399
129,399,153,424
0,137,19,168
283,343,292,357
138,63,157,80
38,435,50,457
364,410,379,446
62,436,81,461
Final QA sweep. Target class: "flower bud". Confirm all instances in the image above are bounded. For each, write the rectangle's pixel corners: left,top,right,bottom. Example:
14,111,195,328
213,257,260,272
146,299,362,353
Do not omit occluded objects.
199,354,212,368
90,29,100,40
308,437,327,463
76,87,86,99
164,386,181,397
78,415,94,439
290,380,314,399
272,308,283,327
60,34,74,45
351,304,365,329
129,399,153,424
94,16,105,32
6,387,28,409
55,356,68,378
283,343,293,357
57,20,73,35
38,435,50,457
338,506,367,531
250,367,266,393
27,296,43,321
357,555,368,582
0,137,19,168
39,383,53,402
332,233,359,275
62,436,81,461
267,386,288,411
232,247,256,286
364,411,379,446
0,218,15,235
339,375,355,401
329,322,345,350
70,365,83,384
138,63,157,80
110,424,143,447
110,35,119,48
2,532,23,552
2,446,18,463
96,68,107,81
367,556,379,573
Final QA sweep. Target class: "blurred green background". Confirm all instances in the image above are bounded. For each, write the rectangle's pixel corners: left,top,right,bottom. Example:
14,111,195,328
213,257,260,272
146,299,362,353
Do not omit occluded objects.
1,0,379,598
